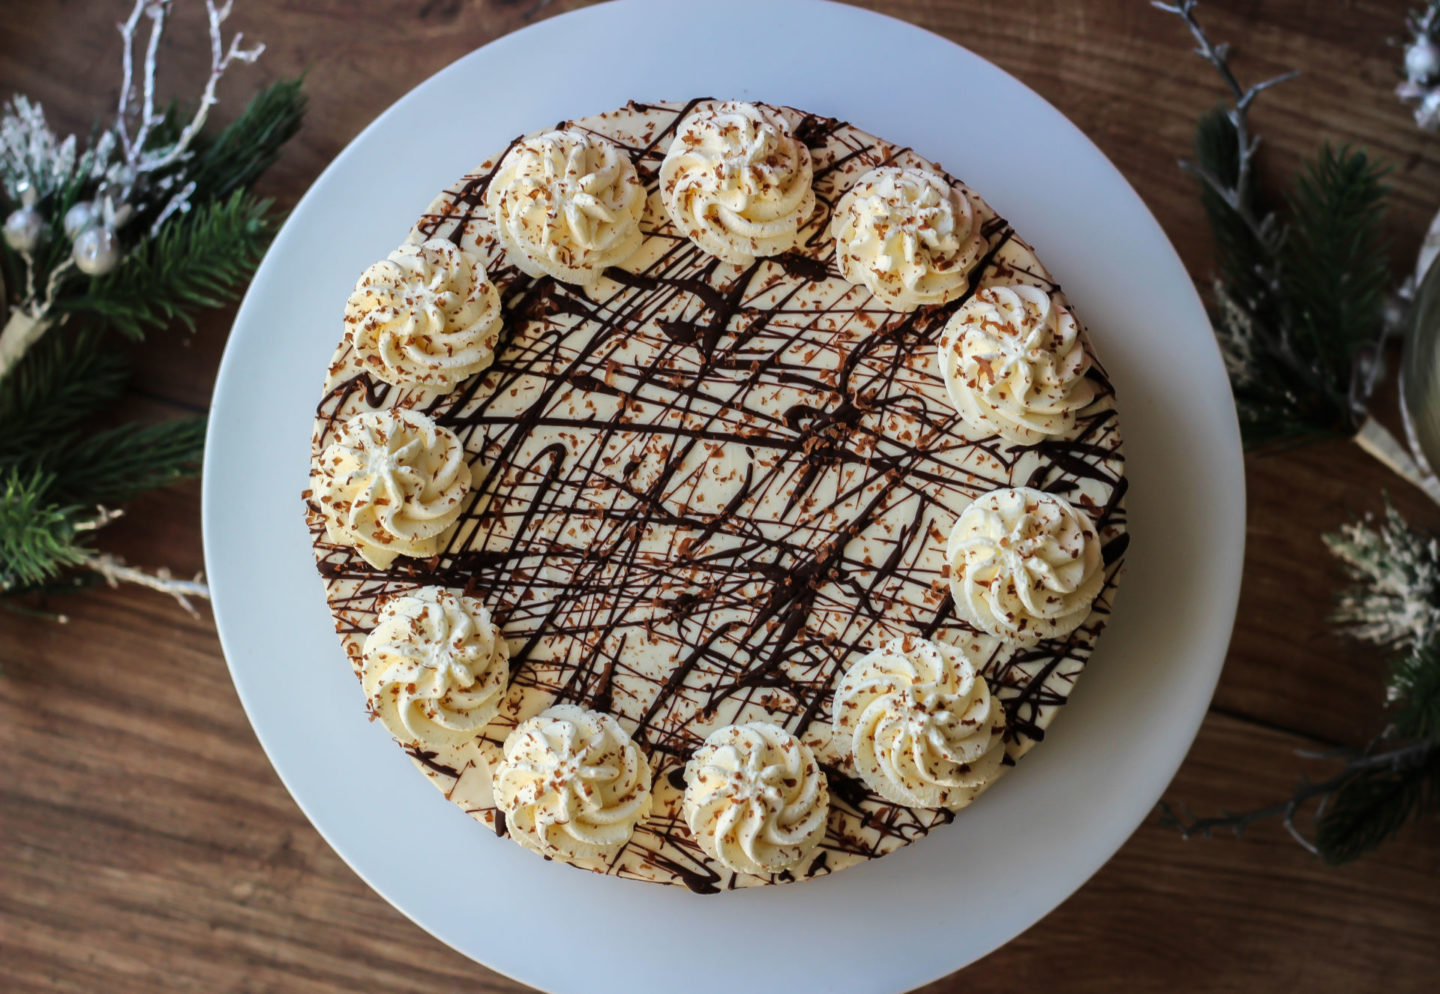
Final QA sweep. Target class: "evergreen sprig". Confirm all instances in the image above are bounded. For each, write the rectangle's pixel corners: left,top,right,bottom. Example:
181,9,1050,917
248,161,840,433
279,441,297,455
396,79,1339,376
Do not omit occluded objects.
0,468,88,590
1160,0,1394,449
1389,641,1440,741
1284,146,1391,419
188,75,307,203
0,328,129,466
53,189,276,339
1199,133,1390,447
1160,510,1440,863
1155,1,1437,865
1,47,304,609
1313,742,1440,864
50,417,207,506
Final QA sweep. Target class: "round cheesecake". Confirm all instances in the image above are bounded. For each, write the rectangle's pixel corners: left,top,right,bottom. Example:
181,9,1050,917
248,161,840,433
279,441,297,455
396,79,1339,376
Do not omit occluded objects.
305,99,1127,892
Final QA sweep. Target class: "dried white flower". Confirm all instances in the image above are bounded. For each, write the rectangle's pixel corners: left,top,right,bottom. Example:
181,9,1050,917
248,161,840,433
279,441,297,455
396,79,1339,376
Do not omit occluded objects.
1324,501,1440,656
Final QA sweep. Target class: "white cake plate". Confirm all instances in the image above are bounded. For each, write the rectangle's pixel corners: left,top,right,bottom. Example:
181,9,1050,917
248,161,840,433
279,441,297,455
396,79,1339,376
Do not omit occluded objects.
202,2,1245,991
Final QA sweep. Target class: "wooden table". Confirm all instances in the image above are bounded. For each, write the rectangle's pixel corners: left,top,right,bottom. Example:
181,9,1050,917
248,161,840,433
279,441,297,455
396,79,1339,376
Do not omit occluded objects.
4,1,1439,990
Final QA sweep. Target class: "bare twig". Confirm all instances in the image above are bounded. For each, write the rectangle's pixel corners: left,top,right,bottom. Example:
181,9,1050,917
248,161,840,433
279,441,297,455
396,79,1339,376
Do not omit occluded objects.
1153,0,1298,256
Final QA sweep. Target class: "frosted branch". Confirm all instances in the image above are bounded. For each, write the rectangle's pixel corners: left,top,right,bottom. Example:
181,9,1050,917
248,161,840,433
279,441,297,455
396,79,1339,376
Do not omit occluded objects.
83,553,210,617
110,0,264,204
136,1,265,182
114,0,147,160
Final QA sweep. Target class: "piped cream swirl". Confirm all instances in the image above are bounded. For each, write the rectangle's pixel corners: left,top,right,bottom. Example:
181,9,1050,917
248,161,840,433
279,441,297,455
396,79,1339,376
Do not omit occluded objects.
485,129,645,287
947,486,1105,645
659,101,816,265
682,722,829,876
311,408,471,569
833,635,1006,809
939,283,1096,442
831,166,987,311
361,586,509,749
345,239,503,391
492,704,653,861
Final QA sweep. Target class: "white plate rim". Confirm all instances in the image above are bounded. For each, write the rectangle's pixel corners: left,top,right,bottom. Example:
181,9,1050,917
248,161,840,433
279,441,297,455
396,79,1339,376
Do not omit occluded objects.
202,2,1246,992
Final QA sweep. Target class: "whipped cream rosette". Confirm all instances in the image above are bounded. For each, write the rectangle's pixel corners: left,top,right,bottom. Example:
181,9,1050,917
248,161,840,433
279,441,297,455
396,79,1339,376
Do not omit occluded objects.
947,486,1105,645
682,722,830,876
831,165,987,311
833,635,1007,810
345,238,503,391
939,283,1097,443
485,129,645,288
659,100,816,265
360,586,509,750
492,704,653,861
311,407,472,569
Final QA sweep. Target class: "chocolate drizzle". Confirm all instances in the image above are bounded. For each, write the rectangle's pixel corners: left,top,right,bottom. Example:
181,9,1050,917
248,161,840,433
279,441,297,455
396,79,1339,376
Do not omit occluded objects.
308,101,1127,892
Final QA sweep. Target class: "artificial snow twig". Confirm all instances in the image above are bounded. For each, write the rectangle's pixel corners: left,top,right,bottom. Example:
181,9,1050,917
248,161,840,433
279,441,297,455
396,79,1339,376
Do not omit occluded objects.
116,0,265,200
83,553,209,617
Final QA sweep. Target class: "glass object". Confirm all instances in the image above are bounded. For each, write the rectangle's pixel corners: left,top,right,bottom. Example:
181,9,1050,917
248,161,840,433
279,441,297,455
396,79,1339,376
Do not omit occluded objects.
1403,253,1440,476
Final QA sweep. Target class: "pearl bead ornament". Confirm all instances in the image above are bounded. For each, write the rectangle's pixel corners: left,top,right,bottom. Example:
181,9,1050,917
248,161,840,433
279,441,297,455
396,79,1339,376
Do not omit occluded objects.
72,224,121,276
3,207,44,253
1406,37,1440,86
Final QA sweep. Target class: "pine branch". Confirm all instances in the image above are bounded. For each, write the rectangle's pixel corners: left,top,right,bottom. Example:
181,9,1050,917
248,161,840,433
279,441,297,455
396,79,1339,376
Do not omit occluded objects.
1389,643,1440,741
1157,739,1440,863
48,416,206,506
0,327,129,463
1314,745,1440,864
187,75,306,202
1282,145,1391,418
53,189,275,338
0,467,89,590
1158,2,1396,450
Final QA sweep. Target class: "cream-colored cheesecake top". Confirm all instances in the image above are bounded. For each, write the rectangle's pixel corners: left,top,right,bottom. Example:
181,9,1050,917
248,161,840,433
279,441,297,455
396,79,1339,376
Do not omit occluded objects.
307,100,1126,891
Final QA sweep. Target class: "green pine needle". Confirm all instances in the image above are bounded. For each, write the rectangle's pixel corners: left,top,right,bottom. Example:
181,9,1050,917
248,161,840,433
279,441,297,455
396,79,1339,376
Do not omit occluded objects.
1390,643,1440,742
1281,144,1391,411
0,328,129,462
48,416,206,506
1195,134,1392,448
1314,748,1440,865
0,468,89,591
188,75,307,202
54,189,276,339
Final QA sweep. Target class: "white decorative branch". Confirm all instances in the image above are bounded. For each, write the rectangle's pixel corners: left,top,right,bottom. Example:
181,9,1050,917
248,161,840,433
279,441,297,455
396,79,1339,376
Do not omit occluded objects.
0,310,52,378
83,553,210,617
114,0,146,161
128,0,264,188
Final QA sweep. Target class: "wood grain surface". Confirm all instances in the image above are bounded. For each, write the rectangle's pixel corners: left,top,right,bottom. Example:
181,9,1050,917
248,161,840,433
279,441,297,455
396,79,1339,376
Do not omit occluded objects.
3,1,1440,991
